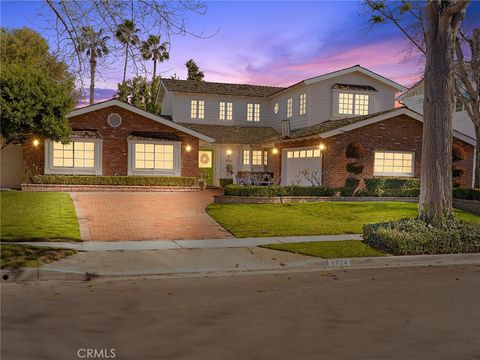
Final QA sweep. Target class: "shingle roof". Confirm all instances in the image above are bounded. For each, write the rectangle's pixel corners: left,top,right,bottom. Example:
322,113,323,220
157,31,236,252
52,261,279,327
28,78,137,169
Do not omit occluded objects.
161,79,284,97
266,108,402,142
181,124,279,144
331,83,378,92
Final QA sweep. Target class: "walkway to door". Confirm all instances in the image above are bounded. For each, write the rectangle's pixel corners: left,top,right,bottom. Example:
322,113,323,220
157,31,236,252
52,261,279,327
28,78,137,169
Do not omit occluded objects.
71,189,233,241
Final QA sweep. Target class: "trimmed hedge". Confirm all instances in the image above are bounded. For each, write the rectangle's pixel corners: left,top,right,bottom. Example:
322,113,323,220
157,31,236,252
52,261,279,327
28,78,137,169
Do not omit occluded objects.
31,175,197,187
453,188,480,201
224,185,335,197
363,219,480,255
364,177,421,196
219,178,234,188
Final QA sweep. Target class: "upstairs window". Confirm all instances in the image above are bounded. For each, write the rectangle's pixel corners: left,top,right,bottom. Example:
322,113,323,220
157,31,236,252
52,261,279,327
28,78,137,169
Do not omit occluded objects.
242,149,250,165
274,102,279,114
287,98,293,118
252,150,263,165
219,102,233,120
338,93,369,116
455,97,464,112
263,150,268,165
191,100,205,119
299,93,307,115
247,103,260,122
53,141,95,168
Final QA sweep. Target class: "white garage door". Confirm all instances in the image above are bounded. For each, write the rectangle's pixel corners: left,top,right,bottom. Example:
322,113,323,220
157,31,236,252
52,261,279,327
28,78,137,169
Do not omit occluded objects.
282,147,322,186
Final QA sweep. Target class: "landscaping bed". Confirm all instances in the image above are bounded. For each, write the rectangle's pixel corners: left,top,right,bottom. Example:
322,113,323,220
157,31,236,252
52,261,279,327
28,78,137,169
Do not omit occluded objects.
0,192,81,241
207,201,480,238
363,219,480,255
31,175,197,186
262,240,385,259
1,244,76,269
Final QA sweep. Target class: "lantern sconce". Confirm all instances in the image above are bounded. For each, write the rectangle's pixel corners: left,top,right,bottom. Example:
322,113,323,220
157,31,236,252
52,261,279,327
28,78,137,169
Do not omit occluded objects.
32,139,40,148
272,148,279,155
319,143,326,151
185,145,192,152
226,149,232,156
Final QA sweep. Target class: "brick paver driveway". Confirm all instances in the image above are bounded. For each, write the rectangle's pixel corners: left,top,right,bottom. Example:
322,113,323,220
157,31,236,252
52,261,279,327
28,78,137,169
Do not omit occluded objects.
71,190,233,241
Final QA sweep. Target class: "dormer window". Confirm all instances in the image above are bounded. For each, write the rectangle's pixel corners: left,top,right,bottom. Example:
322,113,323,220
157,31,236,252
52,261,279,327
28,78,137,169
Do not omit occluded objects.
333,84,376,117
191,100,205,119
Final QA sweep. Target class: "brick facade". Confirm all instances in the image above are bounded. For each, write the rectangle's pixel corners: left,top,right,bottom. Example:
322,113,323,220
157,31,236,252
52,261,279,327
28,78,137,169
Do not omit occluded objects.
23,105,200,181
273,114,474,188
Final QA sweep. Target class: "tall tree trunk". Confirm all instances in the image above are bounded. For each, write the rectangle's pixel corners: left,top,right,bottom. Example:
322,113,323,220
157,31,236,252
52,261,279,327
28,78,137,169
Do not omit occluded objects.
152,56,157,83
475,119,480,188
123,44,129,84
89,52,96,105
419,1,467,225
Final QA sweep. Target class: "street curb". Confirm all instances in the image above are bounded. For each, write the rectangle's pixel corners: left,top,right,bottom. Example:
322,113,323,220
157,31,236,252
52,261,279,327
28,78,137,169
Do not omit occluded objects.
2,253,479,282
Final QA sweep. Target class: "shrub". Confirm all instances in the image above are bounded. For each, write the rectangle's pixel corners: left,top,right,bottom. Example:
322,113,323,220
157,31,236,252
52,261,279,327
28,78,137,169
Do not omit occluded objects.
452,143,466,162
452,166,465,179
345,142,366,159
219,178,234,188
382,188,420,197
363,218,480,255
341,177,360,196
223,185,335,197
31,175,196,187
453,188,480,201
383,178,420,189
364,178,384,196
345,162,364,175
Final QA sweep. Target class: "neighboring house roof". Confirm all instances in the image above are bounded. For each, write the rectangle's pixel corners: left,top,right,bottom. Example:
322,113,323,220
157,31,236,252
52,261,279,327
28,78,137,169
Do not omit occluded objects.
161,79,284,97
181,124,279,144
396,79,424,102
266,107,476,146
331,83,378,92
67,99,215,143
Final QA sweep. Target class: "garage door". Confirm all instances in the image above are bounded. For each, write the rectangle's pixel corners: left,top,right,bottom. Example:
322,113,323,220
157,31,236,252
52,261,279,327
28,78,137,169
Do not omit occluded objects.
1,144,23,189
282,147,322,186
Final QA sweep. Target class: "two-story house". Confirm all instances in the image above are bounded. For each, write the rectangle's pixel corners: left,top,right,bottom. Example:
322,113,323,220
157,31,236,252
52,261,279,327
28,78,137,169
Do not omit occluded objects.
8,65,476,189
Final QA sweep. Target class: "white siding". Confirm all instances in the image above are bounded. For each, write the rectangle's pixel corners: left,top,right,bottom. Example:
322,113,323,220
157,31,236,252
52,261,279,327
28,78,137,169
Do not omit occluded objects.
161,90,174,116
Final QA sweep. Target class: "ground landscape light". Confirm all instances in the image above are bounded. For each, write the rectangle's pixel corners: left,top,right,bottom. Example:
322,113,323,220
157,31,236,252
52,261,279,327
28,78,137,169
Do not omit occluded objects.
32,139,40,147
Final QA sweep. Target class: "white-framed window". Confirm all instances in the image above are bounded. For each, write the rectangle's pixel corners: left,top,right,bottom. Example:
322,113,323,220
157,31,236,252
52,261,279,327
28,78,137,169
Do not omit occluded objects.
263,150,268,165
242,149,250,165
287,98,293,118
53,141,95,168
219,101,233,120
274,102,279,114
252,150,262,165
338,93,370,116
134,143,174,170
374,151,414,177
191,100,204,119
299,93,307,115
247,103,260,122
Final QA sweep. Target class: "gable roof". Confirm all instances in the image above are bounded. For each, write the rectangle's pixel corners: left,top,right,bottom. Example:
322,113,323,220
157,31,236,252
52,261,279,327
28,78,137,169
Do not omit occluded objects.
161,79,284,97
181,124,279,144
67,99,215,143
266,107,476,146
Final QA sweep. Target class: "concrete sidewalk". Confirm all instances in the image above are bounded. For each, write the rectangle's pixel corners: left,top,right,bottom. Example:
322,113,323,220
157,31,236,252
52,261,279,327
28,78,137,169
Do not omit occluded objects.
1,234,363,251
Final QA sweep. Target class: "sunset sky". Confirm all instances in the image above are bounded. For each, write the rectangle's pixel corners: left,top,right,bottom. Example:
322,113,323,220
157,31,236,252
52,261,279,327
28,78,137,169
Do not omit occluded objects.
2,1,480,102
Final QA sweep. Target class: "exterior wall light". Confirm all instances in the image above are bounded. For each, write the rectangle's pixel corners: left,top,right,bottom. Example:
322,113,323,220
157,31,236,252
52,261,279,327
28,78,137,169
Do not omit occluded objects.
272,148,279,155
33,139,40,147
185,145,192,152
226,149,232,156
319,143,326,151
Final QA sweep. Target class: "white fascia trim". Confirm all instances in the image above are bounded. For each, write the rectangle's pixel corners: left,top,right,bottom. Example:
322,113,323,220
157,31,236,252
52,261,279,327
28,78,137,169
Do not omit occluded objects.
67,100,215,143
320,107,476,146
304,66,407,92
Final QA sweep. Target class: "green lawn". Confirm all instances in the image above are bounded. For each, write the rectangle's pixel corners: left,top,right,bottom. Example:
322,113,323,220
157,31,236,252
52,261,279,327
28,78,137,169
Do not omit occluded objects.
0,192,81,241
262,240,386,259
207,202,480,238
1,244,76,268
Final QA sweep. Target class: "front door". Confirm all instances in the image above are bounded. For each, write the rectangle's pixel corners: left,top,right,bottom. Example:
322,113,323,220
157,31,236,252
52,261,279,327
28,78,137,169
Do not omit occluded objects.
198,149,214,186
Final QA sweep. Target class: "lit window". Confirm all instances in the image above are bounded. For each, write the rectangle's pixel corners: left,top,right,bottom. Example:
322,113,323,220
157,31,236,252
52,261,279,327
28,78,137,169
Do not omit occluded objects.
354,94,369,115
455,97,463,112
242,150,250,165
263,150,268,165
374,151,414,176
299,93,306,115
274,102,279,114
191,100,204,119
219,102,233,120
53,141,95,168
338,93,354,115
287,98,293,118
252,150,262,165
247,103,260,122
286,149,321,159
135,143,174,170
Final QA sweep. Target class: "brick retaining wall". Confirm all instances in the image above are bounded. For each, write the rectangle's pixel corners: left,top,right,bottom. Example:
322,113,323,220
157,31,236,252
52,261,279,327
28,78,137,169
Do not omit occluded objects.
453,199,480,215
214,195,419,204
22,184,201,192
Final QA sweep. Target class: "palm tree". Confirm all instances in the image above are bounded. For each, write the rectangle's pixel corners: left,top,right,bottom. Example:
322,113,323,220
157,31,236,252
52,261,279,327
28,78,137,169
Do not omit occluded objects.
141,35,170,82
115,20,140,84
77,27,110,105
